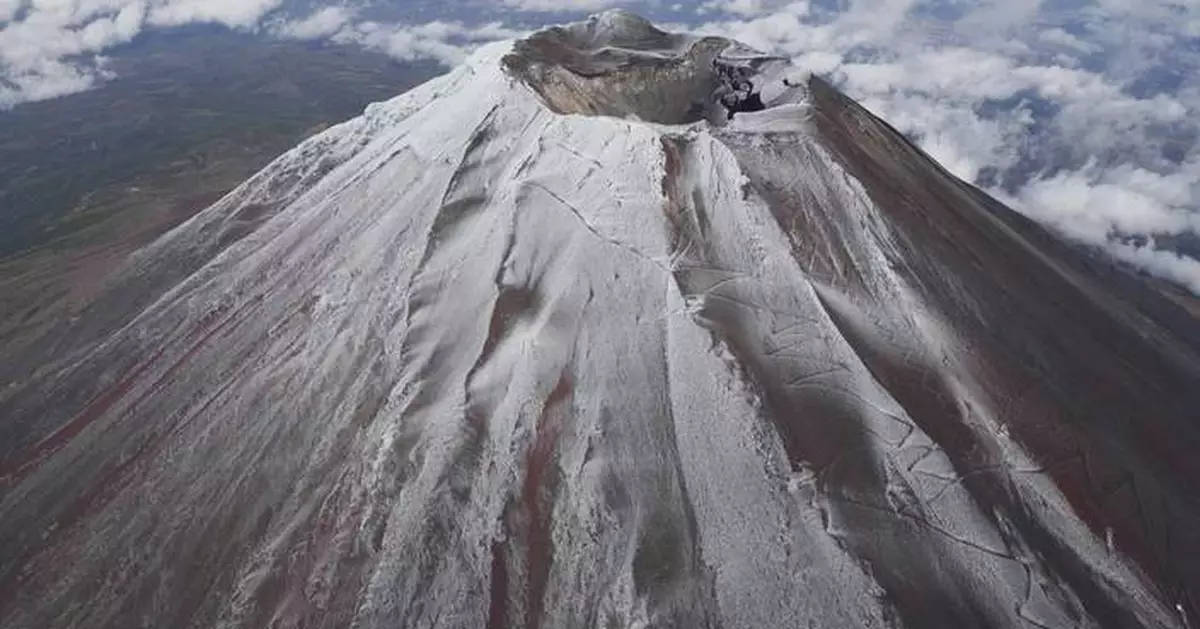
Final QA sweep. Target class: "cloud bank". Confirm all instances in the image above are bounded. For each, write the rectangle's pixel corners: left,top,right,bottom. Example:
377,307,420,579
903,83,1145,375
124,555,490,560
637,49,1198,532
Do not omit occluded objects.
0,0,290,107
691,0,1200,293
325,19,526,66
0,0,529,107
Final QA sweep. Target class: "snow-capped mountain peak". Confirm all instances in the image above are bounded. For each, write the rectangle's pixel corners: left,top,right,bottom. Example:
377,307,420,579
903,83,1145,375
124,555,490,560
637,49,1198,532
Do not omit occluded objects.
2,11,1199,629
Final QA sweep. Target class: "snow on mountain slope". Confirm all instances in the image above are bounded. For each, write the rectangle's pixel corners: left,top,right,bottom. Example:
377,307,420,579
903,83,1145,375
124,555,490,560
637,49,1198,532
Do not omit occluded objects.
2,10,1200,629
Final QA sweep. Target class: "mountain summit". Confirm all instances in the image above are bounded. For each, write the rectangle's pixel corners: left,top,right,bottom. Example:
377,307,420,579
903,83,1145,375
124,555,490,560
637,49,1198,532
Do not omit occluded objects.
2,11,1199,629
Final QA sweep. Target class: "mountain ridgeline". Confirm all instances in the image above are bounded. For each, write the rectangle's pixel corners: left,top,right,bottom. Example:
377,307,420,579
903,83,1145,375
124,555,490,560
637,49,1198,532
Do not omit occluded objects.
1,11,1198,629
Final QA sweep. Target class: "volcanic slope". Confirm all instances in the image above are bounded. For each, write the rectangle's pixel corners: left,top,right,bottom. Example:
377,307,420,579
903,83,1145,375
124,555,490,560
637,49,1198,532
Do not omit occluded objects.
2,10,1199,629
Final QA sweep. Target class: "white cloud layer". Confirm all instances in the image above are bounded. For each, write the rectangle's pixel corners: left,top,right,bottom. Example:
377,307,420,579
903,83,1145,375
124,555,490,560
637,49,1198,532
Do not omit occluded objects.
147,0,285,29
0,1,530,106
271,6,354,40
500,0,627,11
693,0,1200,293
331,19,526,65
0,0,287,107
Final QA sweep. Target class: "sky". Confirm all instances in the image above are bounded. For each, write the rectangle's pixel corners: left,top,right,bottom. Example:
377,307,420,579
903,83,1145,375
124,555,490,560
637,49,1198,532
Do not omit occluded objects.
3,0,1200,292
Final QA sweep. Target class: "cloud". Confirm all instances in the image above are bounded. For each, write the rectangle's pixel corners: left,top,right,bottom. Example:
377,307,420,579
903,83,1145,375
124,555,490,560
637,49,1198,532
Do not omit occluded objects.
1037,27,1101,55
1014,163,1200,243
333,19,526,65
272,6,355,40
146,0,284,29
1111,242,1200,295
0,0,21,23
499,0,627,11
0,58,100,106
0,0,528,107
0,0,289,107
0,0,149,107
690,0,1200,292
698,0,801,17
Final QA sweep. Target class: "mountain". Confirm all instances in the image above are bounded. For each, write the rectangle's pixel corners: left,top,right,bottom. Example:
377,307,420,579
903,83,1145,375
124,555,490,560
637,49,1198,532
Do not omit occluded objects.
0,31,441,379
2,11,1199,629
